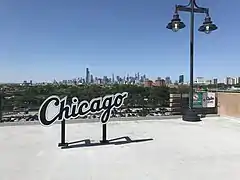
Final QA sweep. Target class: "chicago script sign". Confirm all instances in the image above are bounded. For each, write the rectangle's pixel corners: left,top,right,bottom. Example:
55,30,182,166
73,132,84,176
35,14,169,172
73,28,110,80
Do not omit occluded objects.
38,92,128,126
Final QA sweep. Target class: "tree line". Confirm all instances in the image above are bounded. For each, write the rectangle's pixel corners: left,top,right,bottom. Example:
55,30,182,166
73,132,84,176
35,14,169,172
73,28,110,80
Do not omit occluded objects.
2,82,232,112
2,84,182,111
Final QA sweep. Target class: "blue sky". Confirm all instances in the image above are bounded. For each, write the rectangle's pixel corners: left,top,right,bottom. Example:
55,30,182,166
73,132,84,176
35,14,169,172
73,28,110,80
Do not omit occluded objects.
0,0,238,83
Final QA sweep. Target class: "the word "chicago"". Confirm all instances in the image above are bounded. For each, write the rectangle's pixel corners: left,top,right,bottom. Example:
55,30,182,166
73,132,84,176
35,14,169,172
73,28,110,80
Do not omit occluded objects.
38,92,128,126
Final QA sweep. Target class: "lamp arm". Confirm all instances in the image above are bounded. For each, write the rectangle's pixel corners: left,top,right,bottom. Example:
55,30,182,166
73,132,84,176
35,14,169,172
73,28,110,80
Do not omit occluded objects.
193,0,209,16
193,0,203,9
174,0,191,13
181,0,191,8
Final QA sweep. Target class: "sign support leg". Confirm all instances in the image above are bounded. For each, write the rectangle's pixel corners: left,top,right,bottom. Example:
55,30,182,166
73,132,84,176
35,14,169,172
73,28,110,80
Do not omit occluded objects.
100,124,109,144
58,119,68,147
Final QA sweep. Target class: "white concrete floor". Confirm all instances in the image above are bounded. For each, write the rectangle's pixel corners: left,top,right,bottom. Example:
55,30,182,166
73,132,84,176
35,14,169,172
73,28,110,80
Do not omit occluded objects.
1,117,240,180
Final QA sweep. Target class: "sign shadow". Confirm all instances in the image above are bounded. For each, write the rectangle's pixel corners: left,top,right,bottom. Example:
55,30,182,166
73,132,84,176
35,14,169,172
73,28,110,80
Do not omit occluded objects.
61,136,153,149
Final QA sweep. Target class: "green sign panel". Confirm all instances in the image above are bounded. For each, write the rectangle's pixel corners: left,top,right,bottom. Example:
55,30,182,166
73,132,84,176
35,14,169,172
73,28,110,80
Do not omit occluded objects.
190,92,216,108
192,92,203,108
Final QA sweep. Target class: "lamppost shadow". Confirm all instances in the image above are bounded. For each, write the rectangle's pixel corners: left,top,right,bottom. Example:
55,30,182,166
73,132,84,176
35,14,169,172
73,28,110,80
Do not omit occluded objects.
61,136,153,149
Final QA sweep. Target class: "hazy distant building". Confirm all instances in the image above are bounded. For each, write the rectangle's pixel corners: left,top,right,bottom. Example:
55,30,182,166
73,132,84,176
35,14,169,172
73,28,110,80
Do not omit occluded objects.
103,76,108,84
144,80,153,87
205,80,212,85
179,75,184,84
225,77,232,85
85,68,90,84
96,78,102,85
165,77,171,84
238,77,240,84
196,77,205,84
137,72,140,81
90,74,94,84
112,73,115,83
155,79,166,86
235,77,239,84
213,78,218,84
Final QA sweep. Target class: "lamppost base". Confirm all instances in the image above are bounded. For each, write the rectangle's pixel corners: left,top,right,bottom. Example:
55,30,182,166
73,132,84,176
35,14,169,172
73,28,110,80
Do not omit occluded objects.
182,109,201,122
58,143,68,147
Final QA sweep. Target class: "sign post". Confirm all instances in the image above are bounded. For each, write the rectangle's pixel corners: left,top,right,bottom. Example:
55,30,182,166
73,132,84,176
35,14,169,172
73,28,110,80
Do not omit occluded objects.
38,92,128,147
58,119,67,147
100,124,108,144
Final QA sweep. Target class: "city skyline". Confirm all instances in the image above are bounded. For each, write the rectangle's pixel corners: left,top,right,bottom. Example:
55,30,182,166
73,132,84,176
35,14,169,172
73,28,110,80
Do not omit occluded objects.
4,65,240,84
0,0,239,82
19,67,240,86
2,63,234,84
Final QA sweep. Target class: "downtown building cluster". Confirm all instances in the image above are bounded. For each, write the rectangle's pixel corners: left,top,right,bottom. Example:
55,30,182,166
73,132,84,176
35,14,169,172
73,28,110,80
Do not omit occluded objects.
195,77,240,85
20,68,240,87
54,68,180,87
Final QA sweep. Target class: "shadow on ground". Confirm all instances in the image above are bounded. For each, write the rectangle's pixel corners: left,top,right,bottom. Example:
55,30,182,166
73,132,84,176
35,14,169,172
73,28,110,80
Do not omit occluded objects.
61,136,153,149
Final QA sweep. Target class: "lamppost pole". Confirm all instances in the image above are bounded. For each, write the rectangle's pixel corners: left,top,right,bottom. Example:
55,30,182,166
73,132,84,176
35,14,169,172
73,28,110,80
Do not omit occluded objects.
166,0,218,122
189,0,194,111
0,89,2,122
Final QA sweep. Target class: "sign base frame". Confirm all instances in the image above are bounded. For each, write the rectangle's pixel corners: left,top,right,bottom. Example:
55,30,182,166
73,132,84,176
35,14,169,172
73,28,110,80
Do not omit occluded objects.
58,143,68,147
100,140,110,144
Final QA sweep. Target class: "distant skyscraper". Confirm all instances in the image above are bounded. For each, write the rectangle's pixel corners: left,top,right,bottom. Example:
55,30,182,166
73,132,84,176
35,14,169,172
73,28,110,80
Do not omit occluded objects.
179,75,184,84
86,68,90,84
235,77,239,84
116,76,120,82
143,74,146,80
238,77,240,84
112,73,115,83
225,77,232,85
213,78,218,84
103,76,108,84
165,77,171,84
90,74,94,84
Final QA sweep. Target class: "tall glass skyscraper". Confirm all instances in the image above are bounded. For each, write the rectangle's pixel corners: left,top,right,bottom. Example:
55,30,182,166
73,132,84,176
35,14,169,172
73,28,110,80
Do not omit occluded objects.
179,75,184,84
86,68,90,84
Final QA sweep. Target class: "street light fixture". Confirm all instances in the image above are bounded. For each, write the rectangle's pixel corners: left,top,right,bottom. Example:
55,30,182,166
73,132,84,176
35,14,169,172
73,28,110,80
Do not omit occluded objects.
198,16,218,34
166,0,218,122
166,12,186,32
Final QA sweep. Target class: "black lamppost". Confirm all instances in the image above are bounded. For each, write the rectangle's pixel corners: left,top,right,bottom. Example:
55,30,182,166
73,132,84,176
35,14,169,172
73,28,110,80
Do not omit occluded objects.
166,0,217,122
0,88,3,123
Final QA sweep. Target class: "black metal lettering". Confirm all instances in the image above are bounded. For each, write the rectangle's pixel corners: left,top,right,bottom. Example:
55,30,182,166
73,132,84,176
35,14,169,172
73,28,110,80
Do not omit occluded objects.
71,97,79,118
90,98,102,113
113,92,128,108
57,98,72,120
100,96,114,123
38,96,60,126
38,92,128,126
78,101,90,116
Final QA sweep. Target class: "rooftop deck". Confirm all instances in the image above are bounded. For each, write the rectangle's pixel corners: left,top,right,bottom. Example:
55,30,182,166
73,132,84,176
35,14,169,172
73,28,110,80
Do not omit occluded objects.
1,117,240,180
